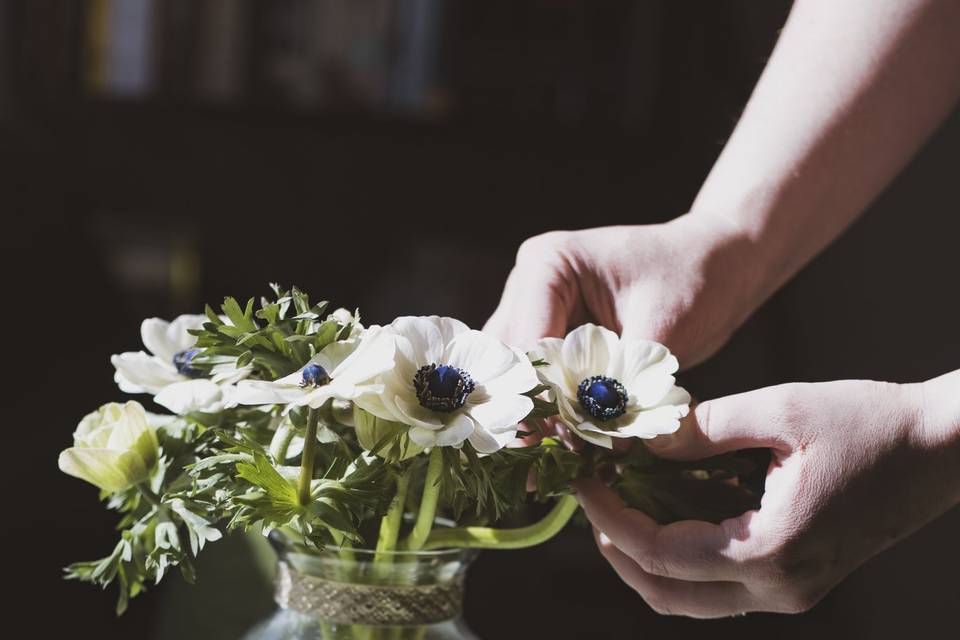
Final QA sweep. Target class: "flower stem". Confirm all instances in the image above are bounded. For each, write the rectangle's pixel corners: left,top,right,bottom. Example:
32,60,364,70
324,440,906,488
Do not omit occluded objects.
374,467,412,563
298,408,319,506
421,494,579,550
401,447,443,551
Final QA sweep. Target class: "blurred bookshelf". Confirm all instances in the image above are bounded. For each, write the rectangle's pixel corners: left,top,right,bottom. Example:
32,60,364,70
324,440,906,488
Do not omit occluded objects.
2,0,717,125
8,0,448,115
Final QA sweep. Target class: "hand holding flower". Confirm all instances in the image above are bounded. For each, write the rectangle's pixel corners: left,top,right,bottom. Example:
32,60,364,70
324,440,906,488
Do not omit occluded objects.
483,214,763,367
577,376,960,617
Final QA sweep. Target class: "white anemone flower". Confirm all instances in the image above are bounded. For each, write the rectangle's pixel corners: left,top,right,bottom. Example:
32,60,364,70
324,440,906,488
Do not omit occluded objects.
111,315,252,415
532,323,691,449
233,327,395,411
354,316,540,454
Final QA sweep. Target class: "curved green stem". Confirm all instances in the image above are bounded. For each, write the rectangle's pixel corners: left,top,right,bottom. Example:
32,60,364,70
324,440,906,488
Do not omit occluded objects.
374,467,412,563
402,447,443,551
422,495,579,550
298,408,319,506
269,421,297,463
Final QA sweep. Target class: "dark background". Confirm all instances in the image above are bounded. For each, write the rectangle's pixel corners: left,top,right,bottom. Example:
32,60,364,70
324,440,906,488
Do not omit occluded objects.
3,1,959,638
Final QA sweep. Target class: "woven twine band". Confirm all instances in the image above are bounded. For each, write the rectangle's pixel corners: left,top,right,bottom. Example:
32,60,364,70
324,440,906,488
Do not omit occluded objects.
274,561,464,626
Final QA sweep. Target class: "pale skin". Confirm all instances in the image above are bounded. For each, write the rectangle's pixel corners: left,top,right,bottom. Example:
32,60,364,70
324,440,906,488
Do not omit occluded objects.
484,0,960,617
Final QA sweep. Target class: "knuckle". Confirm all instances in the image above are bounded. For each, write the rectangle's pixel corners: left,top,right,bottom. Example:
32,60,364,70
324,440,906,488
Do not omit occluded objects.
516,231,571,263
635,552,672,579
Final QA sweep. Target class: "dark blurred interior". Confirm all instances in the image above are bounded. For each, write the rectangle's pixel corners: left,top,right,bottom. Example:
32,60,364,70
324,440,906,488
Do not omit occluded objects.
3,1,958,638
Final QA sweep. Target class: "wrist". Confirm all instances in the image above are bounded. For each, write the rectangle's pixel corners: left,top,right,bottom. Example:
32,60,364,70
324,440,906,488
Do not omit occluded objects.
918,372,960,446
914,373,960,503
668,211,771,330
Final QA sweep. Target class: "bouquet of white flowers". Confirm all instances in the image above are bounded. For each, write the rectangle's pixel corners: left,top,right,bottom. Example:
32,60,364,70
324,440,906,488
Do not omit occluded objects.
59,284,758,632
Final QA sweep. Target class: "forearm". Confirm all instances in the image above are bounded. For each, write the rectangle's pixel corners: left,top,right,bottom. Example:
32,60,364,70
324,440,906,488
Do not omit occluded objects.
689,0,960,305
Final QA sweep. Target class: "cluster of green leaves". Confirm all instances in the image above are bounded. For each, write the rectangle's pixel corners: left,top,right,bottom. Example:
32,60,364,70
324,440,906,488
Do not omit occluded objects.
190,427,388,549
434,437,584,524
65,419,221,614
189,283,358,380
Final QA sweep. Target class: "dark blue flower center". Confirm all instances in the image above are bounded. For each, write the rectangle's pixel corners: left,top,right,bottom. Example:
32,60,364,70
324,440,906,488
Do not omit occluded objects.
173,348,204,378
577,376,627,421
414,363,475,413
300,363,331,387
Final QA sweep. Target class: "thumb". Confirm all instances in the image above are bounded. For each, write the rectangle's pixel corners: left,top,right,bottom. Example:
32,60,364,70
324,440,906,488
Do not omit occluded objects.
646,388,789,460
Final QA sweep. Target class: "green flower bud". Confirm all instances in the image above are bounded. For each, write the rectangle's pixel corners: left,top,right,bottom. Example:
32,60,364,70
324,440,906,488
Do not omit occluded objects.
58,401,160,493
353,406,422,461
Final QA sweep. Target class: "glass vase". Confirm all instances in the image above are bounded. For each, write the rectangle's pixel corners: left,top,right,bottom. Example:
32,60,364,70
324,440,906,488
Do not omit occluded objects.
243,535,479,640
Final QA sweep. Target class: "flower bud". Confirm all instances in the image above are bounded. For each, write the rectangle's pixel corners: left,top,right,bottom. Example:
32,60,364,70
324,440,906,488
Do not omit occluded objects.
353,406,422,461
58,401,160,493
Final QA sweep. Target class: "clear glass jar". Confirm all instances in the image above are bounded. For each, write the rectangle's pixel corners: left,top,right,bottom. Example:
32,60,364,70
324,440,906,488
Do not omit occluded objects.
243,535,479,640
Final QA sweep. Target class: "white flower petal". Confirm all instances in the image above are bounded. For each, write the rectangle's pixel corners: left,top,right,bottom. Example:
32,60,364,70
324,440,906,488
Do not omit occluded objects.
443,331,516,383
613,339,679,407
554,392,587,431
393,394,445,430
410,413,476,447
532,338,579,400
390,316,447,365
466,394,533,434
141,315,205,363
606,402,688,439
59,447,146,493
211,363,253,385
482,357,541,397
111,351,183,395
155,379,223,414
560,324,619,386
352,389,399,422
329,328,395,385
567,423,614,448
234,380,304,405
467,425,515,454
74,403,125,447
105,401,153,451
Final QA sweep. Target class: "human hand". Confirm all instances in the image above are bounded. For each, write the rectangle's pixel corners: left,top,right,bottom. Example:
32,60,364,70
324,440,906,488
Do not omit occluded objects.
482,213,763,368
576,377,960,617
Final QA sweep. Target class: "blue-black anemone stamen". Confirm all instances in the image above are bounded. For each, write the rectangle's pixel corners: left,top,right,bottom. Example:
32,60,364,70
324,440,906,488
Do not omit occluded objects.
577,375,627,421
414,363,475,413
173,348,204,378
300,363,331,387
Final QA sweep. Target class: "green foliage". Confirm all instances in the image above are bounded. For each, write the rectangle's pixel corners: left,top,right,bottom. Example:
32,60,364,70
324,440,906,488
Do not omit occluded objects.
436,438,585,524
610,442,761,524
189,285,338,381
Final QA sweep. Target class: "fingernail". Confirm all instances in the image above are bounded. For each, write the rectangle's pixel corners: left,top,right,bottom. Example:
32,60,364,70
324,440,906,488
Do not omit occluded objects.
645,434,674,449
597,531,612,547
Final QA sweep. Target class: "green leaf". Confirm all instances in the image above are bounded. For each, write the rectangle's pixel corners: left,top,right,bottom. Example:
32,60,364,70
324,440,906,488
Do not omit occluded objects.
235,451,300,509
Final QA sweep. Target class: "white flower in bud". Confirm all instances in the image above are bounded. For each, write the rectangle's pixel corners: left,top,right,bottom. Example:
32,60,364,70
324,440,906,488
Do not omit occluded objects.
58,401,160,493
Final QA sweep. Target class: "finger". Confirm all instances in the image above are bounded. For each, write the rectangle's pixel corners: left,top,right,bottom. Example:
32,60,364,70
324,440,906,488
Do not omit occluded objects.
593,528,757,618
646,389,794,460
482,254,574,350
576,477,758,582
